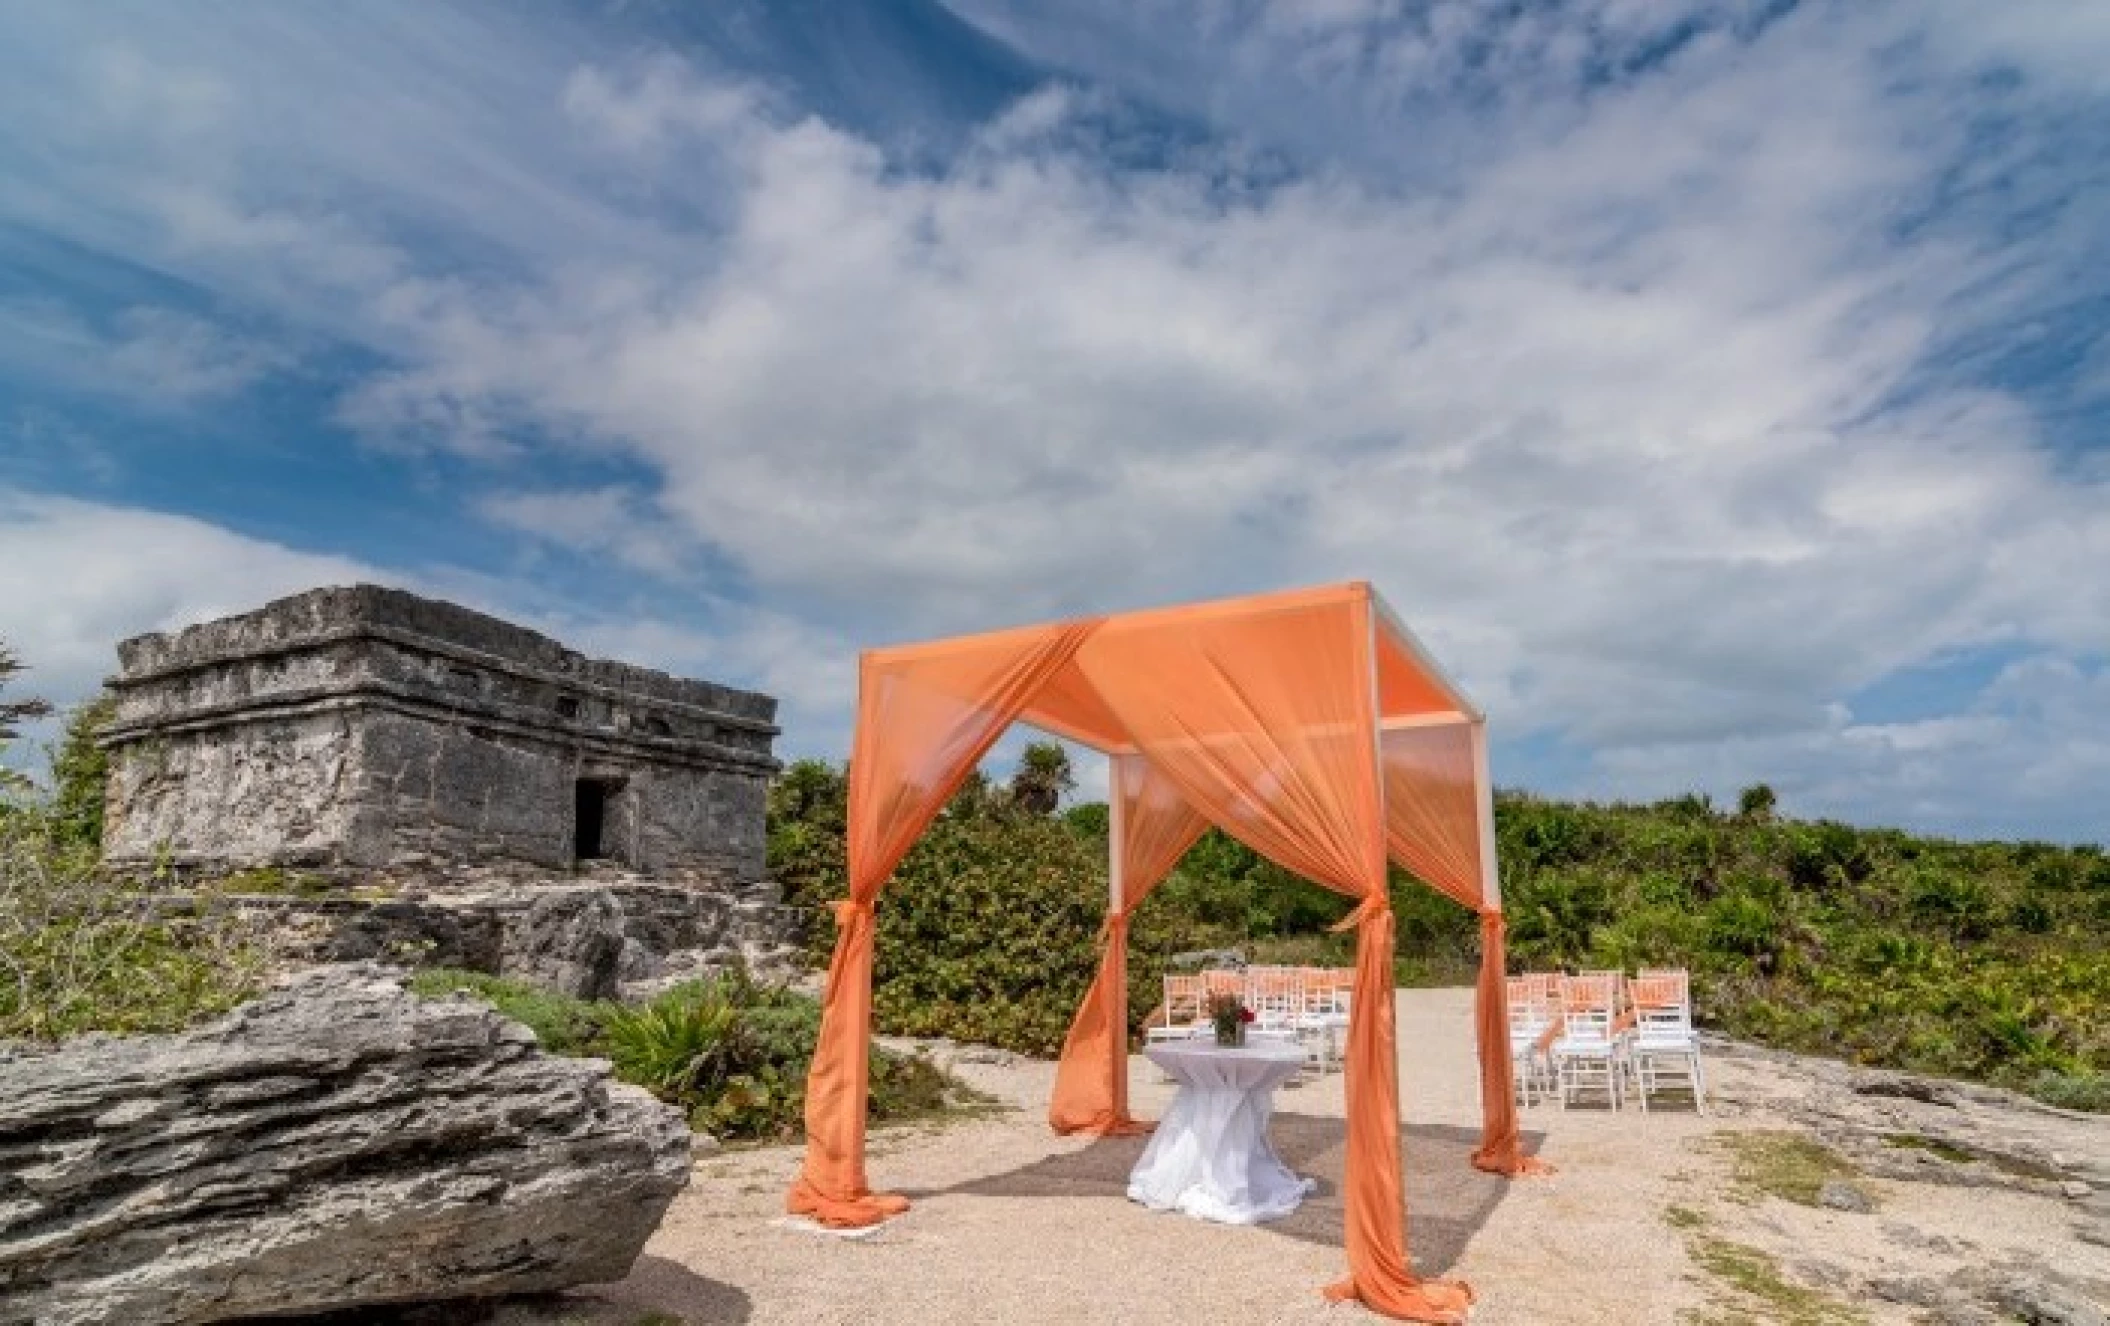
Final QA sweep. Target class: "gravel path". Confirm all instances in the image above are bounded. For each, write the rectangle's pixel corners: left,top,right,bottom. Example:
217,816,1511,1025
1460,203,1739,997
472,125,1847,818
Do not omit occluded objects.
545,988,2106,1326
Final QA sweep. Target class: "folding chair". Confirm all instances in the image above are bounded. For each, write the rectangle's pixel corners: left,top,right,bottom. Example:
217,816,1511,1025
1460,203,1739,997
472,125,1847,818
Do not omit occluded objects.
1505,975,1555,1106
1628,969,1705,1113
1145,974,1203,1046
1552,976,1624,1109
1294,968,1352,1072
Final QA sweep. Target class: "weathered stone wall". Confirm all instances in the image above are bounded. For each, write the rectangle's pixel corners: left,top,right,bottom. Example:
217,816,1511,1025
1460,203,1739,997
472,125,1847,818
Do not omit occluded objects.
354,710,578,869
100,586,779,882
103,708,363,867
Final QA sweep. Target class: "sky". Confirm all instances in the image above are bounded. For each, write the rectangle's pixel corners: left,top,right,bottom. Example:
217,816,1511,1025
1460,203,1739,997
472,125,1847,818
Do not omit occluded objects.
1,0,2107,843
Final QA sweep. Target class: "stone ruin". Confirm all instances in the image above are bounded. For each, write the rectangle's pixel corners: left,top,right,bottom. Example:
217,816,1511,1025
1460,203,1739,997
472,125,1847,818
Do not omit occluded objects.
98,585,800,995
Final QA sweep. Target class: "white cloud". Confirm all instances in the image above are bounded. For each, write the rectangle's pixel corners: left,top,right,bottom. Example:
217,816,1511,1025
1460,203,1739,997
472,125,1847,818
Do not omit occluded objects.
474,486,699,578
1591,653,2110,840
0,493,388,713
3,3,2107,836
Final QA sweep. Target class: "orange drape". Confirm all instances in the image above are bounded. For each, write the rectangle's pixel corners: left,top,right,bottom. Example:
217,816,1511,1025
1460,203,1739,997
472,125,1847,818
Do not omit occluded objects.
1470,911,1548,1175
1378,724,1483,911
788,619,1101,1227
1049,754,1209,1136
1379,725,1547,1177
1072,588,1473,1324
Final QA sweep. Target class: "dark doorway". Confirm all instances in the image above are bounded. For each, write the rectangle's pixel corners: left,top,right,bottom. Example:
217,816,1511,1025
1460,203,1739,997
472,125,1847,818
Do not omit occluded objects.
574,780,608,861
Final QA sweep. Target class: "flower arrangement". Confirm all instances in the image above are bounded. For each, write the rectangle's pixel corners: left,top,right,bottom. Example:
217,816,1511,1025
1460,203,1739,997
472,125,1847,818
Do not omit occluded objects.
1206,990,1256,1047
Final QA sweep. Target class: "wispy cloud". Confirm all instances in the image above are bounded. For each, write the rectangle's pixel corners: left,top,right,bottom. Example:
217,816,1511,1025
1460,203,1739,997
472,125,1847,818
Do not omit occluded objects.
0,301,293,405
0,1,2105,837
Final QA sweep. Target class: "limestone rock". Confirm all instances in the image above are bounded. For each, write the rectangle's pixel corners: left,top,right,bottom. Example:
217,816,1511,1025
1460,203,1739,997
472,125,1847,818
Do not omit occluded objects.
1975,1272,2109,1326
191,878,797,1001
503,887,627,999
1819,1179,1876,1213
0,964,690,1326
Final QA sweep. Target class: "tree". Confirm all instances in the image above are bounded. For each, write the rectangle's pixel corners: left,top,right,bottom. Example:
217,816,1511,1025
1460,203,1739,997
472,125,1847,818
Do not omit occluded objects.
1008,741,1074,817
0,641,54,793
50,692,118,847
1737,783,1778,822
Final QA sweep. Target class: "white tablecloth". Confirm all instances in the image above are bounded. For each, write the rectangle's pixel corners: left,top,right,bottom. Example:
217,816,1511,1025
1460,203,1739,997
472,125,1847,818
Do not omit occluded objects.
1127,1041,1315,1224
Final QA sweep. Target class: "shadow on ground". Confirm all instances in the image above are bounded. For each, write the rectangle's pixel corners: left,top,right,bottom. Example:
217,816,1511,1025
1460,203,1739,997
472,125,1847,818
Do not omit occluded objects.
934,1115,1541,1276
259,1259,755,1326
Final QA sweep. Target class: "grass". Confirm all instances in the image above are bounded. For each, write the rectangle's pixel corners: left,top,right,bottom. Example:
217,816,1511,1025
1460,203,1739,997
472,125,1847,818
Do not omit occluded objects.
2027,1070,2110,1113
1686,1235,1867,1326
1663,1204,1708,1229
408,968,607,1055
1880,1131,2064,1181
1708,1130,1864,1208
0,811,277,1042
1881,1133,1974,1164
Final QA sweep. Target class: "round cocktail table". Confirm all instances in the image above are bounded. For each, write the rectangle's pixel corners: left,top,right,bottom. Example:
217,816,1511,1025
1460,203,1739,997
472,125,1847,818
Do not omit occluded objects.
1126,1040,1314,1224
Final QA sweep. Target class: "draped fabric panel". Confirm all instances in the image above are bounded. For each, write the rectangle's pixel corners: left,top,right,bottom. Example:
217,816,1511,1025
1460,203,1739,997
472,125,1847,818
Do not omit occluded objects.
788,619,1102,1227
1379,723,1484,911
1071,587,1473,1323
1469,912,1551,1176
1049,755,1209,1136
1380,723,1546,1178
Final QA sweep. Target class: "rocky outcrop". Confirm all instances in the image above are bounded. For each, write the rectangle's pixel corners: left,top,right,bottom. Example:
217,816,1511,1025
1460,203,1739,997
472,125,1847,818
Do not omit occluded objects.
501,888,628,999
0,965,691,1326
1705,1038,2110,1322
161,877,803,1001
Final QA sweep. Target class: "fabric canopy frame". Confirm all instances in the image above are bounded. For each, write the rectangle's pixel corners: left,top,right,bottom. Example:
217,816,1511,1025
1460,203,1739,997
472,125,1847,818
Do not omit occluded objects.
788,582,1546,1325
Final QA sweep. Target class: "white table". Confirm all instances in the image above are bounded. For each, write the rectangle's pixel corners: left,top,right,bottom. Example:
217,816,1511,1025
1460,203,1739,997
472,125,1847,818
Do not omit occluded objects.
1127,1040,1315,1224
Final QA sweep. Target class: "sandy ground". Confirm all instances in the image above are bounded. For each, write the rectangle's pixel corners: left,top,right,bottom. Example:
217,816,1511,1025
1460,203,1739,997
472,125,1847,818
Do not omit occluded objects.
544,989,2106,1326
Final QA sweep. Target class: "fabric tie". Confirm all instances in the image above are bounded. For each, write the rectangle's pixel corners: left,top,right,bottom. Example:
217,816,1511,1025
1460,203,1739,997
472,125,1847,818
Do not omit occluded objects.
1096,910,1131,947
1328,892,1392,933
831,898,874,928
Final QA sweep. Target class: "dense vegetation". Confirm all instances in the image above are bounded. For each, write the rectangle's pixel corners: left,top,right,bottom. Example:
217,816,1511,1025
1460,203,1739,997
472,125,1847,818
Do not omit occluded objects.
7,631,2101,1113
0,670,275,1041
406,967,965,1140
770,751,2108,1110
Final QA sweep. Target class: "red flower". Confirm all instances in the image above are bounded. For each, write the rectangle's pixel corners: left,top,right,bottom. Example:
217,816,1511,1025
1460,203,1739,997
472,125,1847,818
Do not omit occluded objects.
1239,1007,1255,1023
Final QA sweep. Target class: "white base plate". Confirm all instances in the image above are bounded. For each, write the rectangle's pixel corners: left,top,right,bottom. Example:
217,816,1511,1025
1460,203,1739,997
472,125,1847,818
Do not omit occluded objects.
771,1215,890,1240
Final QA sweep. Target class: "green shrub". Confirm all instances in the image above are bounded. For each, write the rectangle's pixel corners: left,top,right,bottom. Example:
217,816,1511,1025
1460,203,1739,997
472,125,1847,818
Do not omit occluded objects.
413,965,963,1142
1705,892,1778,957
603,984,742,1098
2026,1071,2110,1113
0,812,275,1042
767,759,2108,1095
871,808,1137,1055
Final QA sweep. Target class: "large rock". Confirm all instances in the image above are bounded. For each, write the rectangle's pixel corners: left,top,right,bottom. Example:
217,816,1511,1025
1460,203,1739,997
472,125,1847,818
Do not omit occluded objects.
159,878,801,1000
502,888,628,1000
0,964,690,1326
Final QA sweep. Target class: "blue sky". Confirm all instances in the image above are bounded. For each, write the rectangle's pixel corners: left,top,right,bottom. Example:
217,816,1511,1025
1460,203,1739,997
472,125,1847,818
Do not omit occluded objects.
2,0,2107,842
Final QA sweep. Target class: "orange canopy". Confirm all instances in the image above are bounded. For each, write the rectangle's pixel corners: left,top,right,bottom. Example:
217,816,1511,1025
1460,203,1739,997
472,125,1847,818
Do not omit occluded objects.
788,582,1544,1324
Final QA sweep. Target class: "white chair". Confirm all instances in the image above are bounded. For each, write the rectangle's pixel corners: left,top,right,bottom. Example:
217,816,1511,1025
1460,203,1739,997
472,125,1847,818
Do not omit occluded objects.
1628,970,1705,1113
1249,967,1302,1033
1292,967,1352,1073
1146,974,1204,1046
1504,976,1555,1107
1551,978,1624,1110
